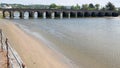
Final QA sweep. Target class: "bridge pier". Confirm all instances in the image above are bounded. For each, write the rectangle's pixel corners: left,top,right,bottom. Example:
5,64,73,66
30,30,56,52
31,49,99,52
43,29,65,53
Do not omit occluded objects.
60,12,63,19
82,12,85,17
43,12,46,19
51,12,55,19
68,12,70,18
75,12,78,18
2,11,5,18
20,11,24,18
9,11,14,18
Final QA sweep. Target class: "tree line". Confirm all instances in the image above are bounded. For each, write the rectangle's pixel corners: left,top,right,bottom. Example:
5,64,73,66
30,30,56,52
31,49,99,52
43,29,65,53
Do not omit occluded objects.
0,2,120,11
49,2,117,11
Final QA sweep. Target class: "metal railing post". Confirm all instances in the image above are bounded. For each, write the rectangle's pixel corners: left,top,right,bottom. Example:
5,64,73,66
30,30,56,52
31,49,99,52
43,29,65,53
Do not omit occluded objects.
0,29,3,51
22,63,25,68
5,38,9,68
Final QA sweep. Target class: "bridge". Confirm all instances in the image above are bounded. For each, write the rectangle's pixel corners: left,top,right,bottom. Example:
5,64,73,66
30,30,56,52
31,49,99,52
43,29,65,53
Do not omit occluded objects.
0,8,119,19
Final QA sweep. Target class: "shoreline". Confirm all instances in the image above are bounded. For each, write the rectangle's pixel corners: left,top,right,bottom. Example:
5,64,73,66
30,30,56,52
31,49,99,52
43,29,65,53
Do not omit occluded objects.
14,19,78,67
0,19,77,68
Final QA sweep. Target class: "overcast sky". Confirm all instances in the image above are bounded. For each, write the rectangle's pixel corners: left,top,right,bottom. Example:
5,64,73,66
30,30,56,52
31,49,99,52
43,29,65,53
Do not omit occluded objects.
1,0,120,7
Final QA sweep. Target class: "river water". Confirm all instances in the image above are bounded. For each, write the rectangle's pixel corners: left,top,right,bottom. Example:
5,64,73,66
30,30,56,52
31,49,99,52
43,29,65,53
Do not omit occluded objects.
7,16,120,68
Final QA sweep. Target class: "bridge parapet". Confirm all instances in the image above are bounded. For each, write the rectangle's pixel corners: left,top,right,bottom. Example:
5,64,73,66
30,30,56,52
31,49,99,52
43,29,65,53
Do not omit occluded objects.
1,8,119,19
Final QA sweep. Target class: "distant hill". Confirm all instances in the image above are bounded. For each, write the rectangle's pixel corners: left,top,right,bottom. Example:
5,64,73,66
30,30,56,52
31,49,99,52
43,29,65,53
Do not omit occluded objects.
0,3,72,9
0,3,49,9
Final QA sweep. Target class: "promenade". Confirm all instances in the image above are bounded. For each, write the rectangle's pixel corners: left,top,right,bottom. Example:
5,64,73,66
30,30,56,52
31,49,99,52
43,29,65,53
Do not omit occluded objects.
0,49,7,68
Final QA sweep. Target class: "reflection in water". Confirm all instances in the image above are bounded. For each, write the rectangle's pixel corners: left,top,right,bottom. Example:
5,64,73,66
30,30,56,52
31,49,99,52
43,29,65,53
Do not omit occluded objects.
24,12,29,19
4,11,10,18
14,11,20,19
9,17,120,68
34,12,38,18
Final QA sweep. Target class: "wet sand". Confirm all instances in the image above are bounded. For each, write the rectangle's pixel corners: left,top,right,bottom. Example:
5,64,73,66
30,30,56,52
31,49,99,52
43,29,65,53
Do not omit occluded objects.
0,19,76,68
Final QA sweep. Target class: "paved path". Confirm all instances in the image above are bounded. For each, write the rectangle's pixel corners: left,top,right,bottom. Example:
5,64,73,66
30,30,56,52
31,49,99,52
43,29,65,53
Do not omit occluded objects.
0,49,7,68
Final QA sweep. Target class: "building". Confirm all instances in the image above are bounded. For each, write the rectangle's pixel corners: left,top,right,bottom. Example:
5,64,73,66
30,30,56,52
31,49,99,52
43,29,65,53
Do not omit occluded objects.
0,3,12,9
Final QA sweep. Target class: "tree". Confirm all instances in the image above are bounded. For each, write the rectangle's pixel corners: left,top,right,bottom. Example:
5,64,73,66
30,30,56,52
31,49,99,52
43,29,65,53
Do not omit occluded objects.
57,6,66,9
71,4,80,10
118,8,120,15
88,3,95,10
101,7,106,11
89,3,95,8
105,2,116,10
49,3,57,9
71,5,75,9
75,4,80,10
81,4,88,10
95,4,100,10
61,6,66,9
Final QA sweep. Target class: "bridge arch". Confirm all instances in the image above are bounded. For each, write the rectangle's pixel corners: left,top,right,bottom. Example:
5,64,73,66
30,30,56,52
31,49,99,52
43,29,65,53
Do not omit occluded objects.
46,11,51,18
112,12,119,17
55,12,60,18
84,12,91,17
70,12,76,18
63,12,69,18
24,11,29,18
33,12,38,18
77,12,84,17
97,12,105,17
37,11,43,18
91,12,97,17
29,11,35,18
3,11,10,18
105,12,112,16
13,11,20,18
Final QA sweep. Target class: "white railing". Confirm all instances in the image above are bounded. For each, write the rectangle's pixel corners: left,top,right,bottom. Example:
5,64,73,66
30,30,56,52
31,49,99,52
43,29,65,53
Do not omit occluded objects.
0,29,26,68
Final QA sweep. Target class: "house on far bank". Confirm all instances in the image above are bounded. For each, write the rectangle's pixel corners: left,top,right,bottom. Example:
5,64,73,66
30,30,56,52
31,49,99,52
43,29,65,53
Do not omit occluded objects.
0,4,12,9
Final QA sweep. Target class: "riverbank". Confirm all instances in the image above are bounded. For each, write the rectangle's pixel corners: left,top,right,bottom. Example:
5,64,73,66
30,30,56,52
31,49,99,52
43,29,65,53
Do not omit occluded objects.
0,11,3,18
0,49,7,68
0,19,76,68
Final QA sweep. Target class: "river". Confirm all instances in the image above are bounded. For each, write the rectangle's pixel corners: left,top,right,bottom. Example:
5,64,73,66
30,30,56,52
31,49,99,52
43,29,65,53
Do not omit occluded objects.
6,16,120,68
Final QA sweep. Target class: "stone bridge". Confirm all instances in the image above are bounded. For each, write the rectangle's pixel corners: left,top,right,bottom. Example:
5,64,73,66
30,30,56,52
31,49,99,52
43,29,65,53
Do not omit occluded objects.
0,8,119,19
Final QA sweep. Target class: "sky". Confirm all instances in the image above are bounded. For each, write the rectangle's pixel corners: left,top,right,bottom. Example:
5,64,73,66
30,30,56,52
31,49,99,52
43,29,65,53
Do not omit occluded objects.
1,0,120,7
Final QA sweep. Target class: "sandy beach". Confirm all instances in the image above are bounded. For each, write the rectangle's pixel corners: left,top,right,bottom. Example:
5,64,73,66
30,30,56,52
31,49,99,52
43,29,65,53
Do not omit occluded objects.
0,19,76,68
